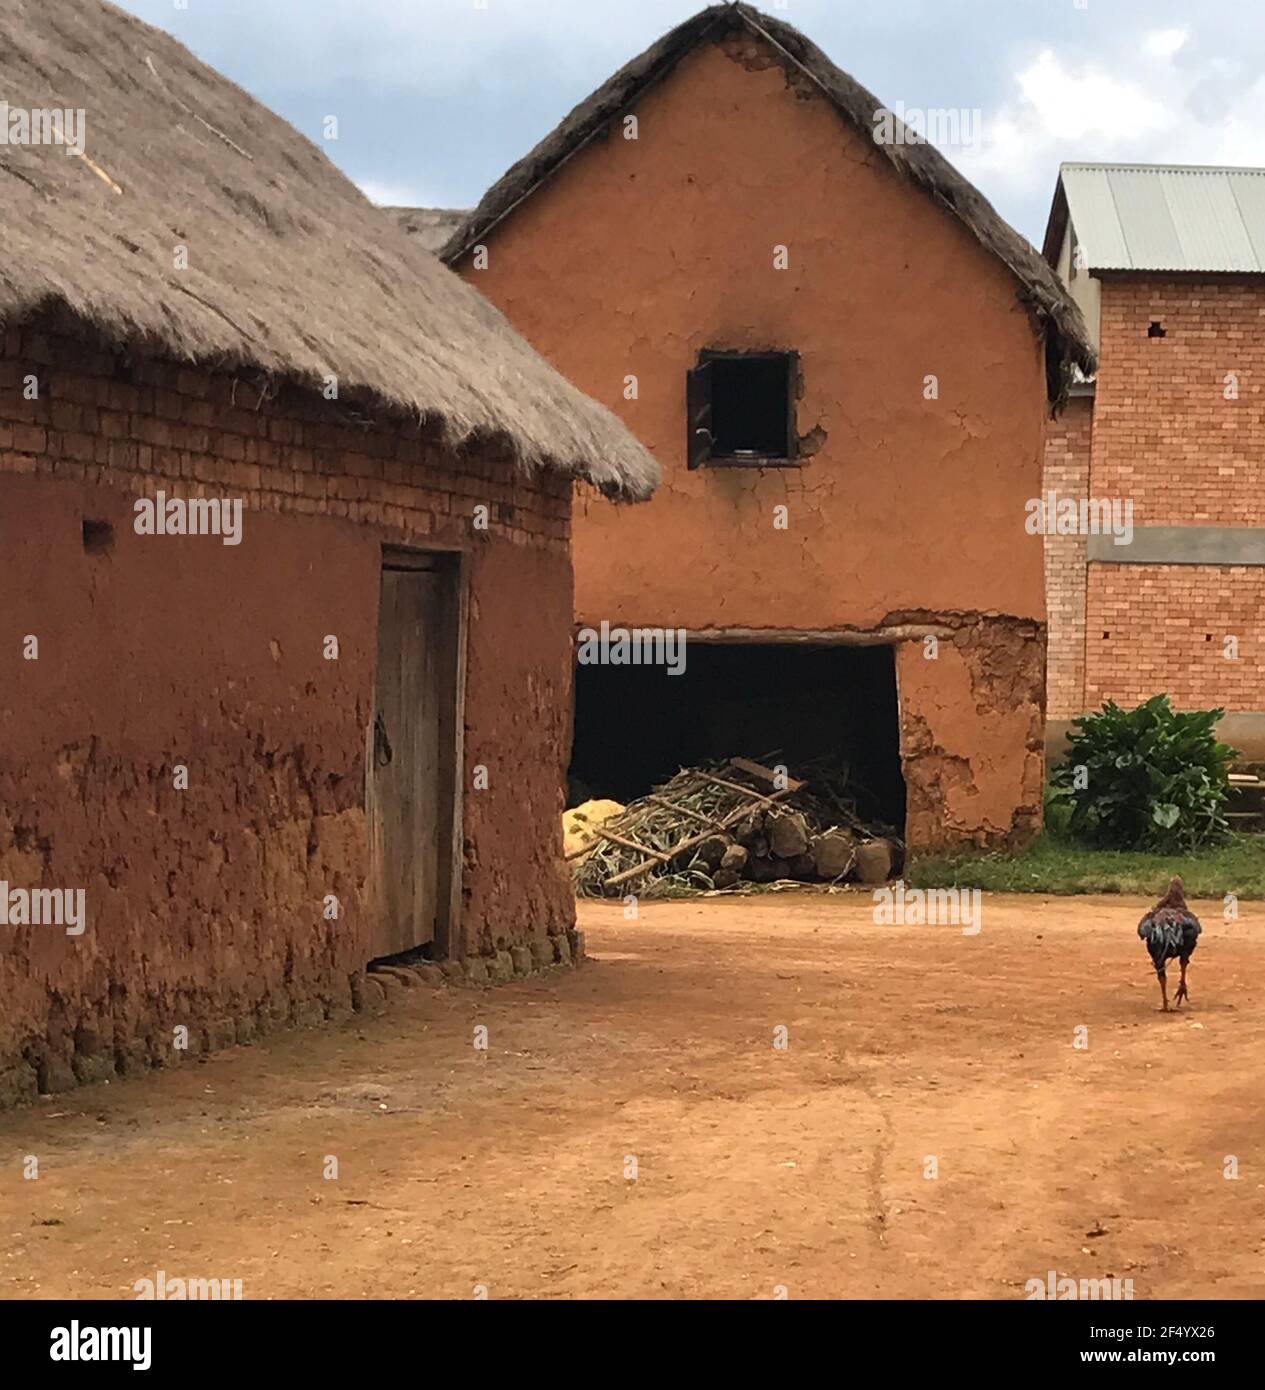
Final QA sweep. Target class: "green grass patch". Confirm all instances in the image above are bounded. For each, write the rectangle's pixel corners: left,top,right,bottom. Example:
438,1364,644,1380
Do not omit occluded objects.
907,832,1265,900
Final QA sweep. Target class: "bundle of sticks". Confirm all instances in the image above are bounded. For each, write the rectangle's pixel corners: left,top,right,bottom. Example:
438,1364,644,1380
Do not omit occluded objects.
569,756,899,899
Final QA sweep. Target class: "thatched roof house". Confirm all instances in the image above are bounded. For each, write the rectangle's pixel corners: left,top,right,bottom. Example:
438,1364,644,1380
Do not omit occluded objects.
0,0,654,1107
0,0,657,499
440,1,1095,404
437,0,1081,857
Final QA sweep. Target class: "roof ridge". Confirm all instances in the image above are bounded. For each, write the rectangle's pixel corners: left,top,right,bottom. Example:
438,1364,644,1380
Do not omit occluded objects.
440,2,1095,404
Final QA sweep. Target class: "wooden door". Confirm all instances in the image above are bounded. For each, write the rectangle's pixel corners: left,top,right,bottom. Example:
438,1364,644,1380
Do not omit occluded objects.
366,555,460,959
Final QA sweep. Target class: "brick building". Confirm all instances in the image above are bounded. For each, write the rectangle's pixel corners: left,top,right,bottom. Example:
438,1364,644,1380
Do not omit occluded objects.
420,3,1095,853
1043,163,1265,756
0,0,655,1105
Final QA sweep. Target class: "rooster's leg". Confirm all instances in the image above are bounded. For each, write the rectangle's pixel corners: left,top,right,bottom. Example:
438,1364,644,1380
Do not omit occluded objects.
1175,959,1190,1006
1157,969,1170,1011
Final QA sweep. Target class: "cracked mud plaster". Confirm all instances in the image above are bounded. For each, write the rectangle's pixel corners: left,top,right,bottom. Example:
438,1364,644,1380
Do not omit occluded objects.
462,36,1047,637
895,615,1044,852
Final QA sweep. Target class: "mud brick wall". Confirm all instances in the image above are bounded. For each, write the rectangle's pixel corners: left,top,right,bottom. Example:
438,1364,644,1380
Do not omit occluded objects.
1042,395,1092,718
1085,564,1265,710
0,312,576,1102
895,615,1046,852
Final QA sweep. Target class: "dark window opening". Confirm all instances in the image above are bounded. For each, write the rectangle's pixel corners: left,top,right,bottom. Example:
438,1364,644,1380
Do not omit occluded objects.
82,519,113,554
570,642,905,835
1148,321,1167,338
688,350,796,467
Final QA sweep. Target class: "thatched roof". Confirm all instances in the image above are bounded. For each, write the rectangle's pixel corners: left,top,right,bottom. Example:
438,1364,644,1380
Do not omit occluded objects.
0,0,658,501
390,207,470,255
441,2,1096,405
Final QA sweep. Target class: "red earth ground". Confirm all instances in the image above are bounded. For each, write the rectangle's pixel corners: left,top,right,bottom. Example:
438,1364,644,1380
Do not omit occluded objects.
2,892,1262,1299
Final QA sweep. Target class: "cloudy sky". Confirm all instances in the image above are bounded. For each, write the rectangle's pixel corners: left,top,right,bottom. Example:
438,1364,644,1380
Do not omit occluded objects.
117,0,1264,245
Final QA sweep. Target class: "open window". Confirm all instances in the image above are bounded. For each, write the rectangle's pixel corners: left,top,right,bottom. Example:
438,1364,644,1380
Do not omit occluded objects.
687,349,797,468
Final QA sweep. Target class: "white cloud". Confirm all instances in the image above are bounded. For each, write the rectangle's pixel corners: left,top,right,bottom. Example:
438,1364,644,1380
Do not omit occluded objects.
954,40,1265,208
1015,49,1170,142
1144,29,1188,59
356,178,439,208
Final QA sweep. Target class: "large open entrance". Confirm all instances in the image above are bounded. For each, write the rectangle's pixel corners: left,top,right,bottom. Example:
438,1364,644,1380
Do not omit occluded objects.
569,640,905,834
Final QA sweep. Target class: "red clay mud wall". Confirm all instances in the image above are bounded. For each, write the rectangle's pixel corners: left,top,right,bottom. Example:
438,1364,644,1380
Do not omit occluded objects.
0,314,575,1104
455,32,1052,848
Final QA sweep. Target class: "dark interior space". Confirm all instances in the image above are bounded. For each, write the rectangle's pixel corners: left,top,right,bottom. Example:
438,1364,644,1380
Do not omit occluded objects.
709,353,792,457
570,642,905,832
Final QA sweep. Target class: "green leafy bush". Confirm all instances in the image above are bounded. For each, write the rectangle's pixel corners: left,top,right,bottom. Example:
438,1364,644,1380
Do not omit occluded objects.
1051,695,1236,852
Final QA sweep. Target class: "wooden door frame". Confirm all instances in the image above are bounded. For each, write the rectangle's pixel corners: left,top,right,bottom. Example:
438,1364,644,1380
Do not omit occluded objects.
374,543,469,961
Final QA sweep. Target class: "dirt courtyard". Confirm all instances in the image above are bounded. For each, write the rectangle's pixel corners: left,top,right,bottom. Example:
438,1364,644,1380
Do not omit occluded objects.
3,892,1263,1300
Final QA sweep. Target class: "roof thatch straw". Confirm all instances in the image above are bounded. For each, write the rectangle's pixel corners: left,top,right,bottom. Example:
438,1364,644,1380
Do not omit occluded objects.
441,2,1096,406
389,207,470,256
0,0,658,500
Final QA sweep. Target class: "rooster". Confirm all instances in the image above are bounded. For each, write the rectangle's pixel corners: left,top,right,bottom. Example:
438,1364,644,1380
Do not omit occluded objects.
1138,876,1201,1011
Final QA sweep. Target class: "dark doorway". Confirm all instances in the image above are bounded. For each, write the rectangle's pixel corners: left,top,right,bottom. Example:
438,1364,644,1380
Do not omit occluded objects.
570,641,905,832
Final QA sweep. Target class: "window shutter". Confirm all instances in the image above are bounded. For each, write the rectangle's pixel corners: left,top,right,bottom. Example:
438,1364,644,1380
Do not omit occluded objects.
686,360,713,469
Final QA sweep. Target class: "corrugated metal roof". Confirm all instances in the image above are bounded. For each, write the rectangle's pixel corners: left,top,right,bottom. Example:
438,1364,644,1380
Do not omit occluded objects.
1061,163,1265,272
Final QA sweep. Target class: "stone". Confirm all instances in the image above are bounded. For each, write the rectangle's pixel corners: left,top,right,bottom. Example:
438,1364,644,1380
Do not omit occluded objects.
510,945,533,977
553,934,573,966
208,1018,237,1052
783,853,817,880
712,867,741,889
234,1015,258,1046
374,965,420,988
413,964,446,987
747,856,778,883
114,1043,150,1076
72,1053,117,1086
812,830,855,881
0,1064,38,1108
695,834,730,870
529,938,555,971
567,928,585,962
767,810,809,859
719,843,748,873
855,838,894,884
464,958,490,986
41,1057,78,1094
292,999,325,1029
488,950,515,985
358,978,388,1016
439,960,465,982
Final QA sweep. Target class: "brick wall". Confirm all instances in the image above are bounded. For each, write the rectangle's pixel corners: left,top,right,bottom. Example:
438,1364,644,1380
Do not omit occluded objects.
0,309,577,1102
1085,564,1265,710
0,321,571,547
1094,276,1265,526
1043,275,1265,717
1043,394,1092,718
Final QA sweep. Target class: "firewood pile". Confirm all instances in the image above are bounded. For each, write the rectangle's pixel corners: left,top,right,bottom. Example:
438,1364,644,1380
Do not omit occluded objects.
570,756,901,898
